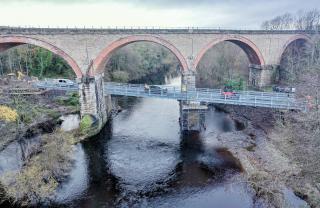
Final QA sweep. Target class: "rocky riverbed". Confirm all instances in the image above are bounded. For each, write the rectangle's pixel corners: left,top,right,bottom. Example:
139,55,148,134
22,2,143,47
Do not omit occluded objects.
215,104,317,207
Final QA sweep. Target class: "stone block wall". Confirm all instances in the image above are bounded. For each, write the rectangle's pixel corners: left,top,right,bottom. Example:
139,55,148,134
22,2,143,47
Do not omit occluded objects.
249,65,277,88
78,74,108,126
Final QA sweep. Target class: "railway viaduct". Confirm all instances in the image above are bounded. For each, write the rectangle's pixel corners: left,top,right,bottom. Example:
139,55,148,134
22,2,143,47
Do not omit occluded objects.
0,27,314,132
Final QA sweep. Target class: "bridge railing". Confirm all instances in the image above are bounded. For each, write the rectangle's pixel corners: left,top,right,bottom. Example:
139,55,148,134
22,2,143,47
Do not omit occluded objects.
104,82,306,110
105,82,295,99
33,82,78,91
33,81,307,111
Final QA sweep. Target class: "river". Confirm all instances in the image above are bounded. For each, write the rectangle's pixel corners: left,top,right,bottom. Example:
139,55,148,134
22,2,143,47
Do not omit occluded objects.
0,77,308,207
54,77,255,208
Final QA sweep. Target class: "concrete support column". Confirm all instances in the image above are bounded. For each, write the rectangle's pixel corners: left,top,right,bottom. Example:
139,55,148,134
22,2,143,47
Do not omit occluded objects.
78,73,108,127
179,103,207,132
179,70,207,132
249,64,277,88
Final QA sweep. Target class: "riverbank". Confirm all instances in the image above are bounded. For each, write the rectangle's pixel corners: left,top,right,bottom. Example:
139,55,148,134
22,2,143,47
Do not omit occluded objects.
0,82,82,206
0,83,79,150
214,104,319,207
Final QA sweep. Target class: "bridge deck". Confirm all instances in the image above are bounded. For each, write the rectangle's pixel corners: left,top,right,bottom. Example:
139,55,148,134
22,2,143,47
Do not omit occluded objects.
34,81,307,111
104,83,306,110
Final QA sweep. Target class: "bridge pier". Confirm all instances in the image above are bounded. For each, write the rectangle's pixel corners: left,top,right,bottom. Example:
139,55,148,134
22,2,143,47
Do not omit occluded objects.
179,102,207,132
78,73,110,136
179,70,207,132
249,64,277,88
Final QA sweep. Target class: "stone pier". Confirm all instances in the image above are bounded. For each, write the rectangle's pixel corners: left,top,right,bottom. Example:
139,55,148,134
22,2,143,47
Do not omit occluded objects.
249,64,277,88
78,74,110,134
179,70,208,132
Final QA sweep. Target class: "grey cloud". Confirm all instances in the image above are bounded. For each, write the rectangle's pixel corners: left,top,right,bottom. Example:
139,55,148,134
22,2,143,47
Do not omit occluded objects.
0,0,319,28
0,0,318,10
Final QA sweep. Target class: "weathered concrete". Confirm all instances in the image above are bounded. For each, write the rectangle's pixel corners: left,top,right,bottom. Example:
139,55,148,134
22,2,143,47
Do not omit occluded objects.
179,102,207,132
180,71,206,132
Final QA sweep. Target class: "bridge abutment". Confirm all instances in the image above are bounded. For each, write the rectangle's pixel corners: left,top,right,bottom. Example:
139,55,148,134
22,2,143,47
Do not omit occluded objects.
78,74,110,136
249,65,277,88
180,70,207,132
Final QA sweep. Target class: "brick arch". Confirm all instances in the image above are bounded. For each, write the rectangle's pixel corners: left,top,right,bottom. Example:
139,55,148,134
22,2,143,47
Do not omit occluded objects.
194,35,265,70
0,36,83,78
277,34,312,65
92,35,189,75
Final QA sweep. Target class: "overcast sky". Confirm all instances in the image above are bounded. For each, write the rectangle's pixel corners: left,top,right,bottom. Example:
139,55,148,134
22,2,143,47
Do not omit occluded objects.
0,0,319,29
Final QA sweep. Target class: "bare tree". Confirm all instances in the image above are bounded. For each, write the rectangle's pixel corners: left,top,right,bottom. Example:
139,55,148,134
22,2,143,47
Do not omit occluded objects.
262,13,294,30
262,10,320,31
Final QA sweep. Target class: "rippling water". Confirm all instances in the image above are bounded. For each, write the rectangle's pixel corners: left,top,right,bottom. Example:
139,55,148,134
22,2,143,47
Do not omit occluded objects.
0,77,308,208
54,77,255,208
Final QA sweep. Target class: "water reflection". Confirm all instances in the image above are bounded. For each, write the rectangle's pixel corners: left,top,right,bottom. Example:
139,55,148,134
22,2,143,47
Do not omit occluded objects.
60,114,80,132
55,91,254,208
0,76,310,207
283,188,310,208
0,136,41,175
146,184,253,208
54,144,89,204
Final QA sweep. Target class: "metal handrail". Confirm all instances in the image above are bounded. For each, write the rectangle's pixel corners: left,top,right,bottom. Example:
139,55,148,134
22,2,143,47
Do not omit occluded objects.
34,81,306,110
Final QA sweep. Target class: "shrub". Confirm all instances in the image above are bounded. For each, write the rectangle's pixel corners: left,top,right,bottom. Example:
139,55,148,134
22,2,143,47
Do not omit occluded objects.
79,115,93,134
55,93,79,108
224,78,246,91
111,71,129,83
0,105,18,122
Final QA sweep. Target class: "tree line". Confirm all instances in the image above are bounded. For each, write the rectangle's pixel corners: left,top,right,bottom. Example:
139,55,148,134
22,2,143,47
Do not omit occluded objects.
269,10,320,88
0,45,74,79
104,42,180,84
259,10,320,207
195,41,249,89
0,42,180,85
262,9,320,30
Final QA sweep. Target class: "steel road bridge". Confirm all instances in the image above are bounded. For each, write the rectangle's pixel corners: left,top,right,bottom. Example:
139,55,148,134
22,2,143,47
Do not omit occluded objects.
34,81,306,111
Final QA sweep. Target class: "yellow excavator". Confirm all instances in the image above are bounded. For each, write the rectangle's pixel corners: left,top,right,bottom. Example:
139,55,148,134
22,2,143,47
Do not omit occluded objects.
17,71,26,80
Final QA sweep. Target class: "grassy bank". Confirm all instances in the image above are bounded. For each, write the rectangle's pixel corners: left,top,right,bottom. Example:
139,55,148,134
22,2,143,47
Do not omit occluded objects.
270,110,320,207
0,89,82,206
1,131,75,206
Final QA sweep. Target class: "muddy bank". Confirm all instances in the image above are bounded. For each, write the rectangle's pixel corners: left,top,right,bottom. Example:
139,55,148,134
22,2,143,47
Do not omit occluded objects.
0,114,81,206
0,108,78,152
213,104,315,207
0,82,80,151
0,83,82,206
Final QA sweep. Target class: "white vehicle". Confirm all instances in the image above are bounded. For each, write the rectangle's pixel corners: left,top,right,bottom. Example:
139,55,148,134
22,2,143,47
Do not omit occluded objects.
53,79,75,87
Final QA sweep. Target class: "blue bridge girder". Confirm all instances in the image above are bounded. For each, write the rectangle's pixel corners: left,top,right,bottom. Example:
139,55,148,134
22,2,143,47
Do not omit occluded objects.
34,81,307,111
